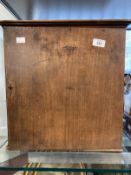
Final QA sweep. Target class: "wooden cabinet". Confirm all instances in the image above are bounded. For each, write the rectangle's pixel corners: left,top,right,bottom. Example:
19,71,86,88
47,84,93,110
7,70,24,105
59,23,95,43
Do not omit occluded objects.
1,20,130,151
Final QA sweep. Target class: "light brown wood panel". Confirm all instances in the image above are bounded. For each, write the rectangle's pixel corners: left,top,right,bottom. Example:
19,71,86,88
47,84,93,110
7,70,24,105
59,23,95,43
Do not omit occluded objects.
4,25,125,151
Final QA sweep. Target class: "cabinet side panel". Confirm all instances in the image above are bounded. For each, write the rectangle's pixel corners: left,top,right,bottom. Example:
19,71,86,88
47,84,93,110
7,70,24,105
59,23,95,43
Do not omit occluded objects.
4,26,125,150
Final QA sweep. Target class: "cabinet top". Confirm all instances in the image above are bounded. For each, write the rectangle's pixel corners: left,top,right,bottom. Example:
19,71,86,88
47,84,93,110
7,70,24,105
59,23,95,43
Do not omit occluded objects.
0,20,131,27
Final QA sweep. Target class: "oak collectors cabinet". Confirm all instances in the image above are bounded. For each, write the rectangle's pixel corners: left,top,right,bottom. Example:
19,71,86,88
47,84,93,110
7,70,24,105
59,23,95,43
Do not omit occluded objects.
0,20,130,151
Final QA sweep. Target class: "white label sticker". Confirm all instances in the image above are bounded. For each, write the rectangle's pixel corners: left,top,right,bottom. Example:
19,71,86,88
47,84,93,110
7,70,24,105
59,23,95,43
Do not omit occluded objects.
16,37,26,43
92,38,106,48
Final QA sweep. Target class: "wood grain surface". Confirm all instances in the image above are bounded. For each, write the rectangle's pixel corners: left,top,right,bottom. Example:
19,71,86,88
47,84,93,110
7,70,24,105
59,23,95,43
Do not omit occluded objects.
4,26,125,150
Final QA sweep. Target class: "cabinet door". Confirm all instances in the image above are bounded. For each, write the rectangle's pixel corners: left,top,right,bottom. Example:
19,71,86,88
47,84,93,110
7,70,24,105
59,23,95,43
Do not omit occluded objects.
4,26,125,150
